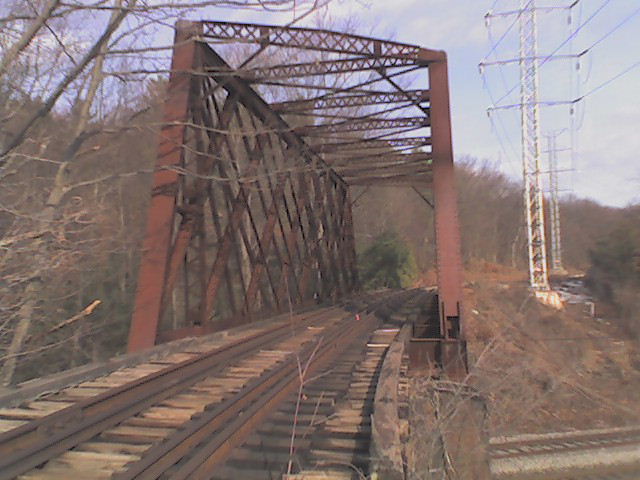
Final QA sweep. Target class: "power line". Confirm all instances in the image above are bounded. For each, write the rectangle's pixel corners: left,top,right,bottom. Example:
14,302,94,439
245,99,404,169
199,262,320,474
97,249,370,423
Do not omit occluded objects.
576,59,640,101
488,51,640,110
486,3,581,19
488,100,575,112
545,130,565,273
480,71,521,176
480,53,578,68
537,0,612,67
488,111,521,177
481,0,583,65
485,19,514,92
492,0,614,107
577,4,640,57
481,1,526,176
568,0,582,192
494,57,640,108
482,0,532,62
489,51,640,111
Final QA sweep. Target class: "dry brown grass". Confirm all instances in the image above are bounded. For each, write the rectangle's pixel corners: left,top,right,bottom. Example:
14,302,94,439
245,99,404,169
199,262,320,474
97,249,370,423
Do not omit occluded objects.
463,267,640,435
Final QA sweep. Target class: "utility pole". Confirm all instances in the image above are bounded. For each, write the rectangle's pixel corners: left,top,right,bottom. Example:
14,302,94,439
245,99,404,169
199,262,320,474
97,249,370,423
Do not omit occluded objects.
519,0,550,291
545,132,564,273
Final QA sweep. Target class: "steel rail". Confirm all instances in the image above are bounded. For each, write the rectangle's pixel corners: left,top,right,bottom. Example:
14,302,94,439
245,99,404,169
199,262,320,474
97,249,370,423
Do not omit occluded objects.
491,427,640,460
112,305,382,480
0,306,344,480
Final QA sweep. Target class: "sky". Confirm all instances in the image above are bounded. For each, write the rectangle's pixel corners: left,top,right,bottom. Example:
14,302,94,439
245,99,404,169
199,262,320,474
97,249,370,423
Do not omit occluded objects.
204,0,640,207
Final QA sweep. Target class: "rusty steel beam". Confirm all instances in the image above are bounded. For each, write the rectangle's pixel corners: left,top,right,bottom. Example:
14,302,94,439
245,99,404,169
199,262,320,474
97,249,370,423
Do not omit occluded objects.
285,172,316,301
238,180,282,313
128,19,464,370
203,95,256,315
340,188,358,290
310,172,343,299
272,90,429,112
320,176,347,296
217,56,417,82
430,56,464,352
200,43,347,189
163,219,195,309
201,21,428,60
253,128,306,307
127,21,202,353
347,175,433,187
312,137,431,154
263,135,307,304
296,167,333,300
337,160,431,174
331,182,356,293
201,157,262,325
192,101,239,318
338,168,431,183
328,152,431,164
296,116,429,135
232,116,283,314
196,90,255,321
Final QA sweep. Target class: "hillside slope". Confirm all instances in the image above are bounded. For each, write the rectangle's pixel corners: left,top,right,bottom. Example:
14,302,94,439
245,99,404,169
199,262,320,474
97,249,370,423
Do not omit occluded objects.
463,263,640,435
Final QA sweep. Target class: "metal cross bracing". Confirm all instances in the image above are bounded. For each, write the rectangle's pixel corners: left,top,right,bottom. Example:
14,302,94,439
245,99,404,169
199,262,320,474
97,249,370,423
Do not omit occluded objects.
545,132,564,273
519,0,550,291
127,20,466,374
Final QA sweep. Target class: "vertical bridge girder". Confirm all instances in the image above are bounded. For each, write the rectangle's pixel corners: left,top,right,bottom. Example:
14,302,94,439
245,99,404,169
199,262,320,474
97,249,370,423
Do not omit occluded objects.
128,20,466,377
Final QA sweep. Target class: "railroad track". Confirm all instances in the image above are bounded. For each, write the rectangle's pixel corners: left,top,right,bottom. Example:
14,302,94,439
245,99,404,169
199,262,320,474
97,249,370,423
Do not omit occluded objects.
491,426,640,460
209,326,400,480
491,426,640,480
0,290,420,479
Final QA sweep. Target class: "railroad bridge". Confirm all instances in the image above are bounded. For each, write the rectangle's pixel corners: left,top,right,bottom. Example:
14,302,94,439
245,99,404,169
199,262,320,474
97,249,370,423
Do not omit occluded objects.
0,21,476,480
128,20,467,372
0,21,638,480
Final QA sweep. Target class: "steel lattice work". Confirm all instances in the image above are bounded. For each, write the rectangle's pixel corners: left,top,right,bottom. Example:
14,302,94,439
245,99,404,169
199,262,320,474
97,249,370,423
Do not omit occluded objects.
519,0,550,291
127,21,466,374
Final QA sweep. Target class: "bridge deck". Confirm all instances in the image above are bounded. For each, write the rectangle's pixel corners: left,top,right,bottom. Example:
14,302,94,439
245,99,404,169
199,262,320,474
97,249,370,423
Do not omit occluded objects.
0,290,421,479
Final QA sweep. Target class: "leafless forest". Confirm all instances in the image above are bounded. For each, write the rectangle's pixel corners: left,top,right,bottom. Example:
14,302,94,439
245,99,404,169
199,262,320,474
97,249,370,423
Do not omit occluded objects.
1,0,638,388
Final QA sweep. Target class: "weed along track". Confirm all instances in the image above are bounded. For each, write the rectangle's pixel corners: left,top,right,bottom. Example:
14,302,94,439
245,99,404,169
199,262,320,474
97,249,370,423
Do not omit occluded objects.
0,290,419,480
210,326,400,480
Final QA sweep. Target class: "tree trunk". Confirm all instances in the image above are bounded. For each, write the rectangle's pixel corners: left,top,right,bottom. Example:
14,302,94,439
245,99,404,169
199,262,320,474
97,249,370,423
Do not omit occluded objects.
1,283,38,386
0,0,127,385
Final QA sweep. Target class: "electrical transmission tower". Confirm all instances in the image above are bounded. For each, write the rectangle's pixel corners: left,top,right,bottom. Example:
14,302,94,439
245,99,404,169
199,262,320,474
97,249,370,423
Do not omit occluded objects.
545,132,564,273
519,0,550,291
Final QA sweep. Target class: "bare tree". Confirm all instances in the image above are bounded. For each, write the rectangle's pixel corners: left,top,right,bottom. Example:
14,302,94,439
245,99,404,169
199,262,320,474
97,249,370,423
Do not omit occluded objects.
0,0,333,384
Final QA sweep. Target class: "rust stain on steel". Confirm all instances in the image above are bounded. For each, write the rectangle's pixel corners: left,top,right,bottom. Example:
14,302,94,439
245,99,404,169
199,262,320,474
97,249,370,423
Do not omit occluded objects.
429,57,464,341
127,20,465,364
163,220,194,305
127,22,202,353
244,180,287,304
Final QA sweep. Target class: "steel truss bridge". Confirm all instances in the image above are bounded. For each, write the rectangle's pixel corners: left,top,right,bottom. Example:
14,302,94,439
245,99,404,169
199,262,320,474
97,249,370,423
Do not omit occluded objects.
2,21,635,480
127,20,466,375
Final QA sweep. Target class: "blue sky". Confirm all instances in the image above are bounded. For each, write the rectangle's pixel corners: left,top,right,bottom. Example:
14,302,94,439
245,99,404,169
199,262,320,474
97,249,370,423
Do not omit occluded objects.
205,0,640,207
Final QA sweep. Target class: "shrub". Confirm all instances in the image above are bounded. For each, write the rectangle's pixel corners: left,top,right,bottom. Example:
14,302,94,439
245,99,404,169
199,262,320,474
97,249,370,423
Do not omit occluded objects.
358,231,417,289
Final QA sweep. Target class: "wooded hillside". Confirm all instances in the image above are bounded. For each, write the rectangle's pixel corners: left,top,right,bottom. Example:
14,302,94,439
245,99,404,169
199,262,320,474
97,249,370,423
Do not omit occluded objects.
1,0,637,385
